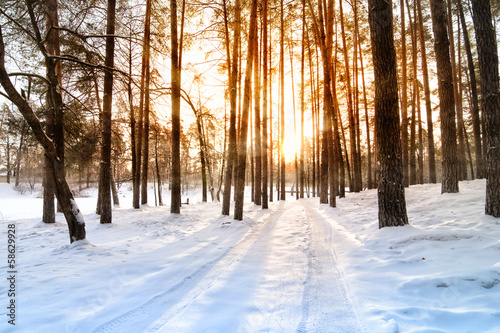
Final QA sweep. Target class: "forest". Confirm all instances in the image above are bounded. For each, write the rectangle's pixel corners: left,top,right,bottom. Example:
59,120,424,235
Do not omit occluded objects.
0,0,499,244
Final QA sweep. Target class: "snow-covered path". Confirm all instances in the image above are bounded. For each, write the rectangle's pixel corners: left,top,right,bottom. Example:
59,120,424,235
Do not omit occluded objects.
3,180,500,332
92,200,363,333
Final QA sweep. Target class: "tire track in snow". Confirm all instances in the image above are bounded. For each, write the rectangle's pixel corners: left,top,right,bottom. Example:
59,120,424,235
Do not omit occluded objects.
92,204,286,333
242,202,310,332
297,199,364,332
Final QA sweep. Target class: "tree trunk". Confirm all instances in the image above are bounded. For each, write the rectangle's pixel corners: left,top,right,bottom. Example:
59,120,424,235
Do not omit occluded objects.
368,0,409,228
222,0,240,215
279,0,286,201
429,0,459,194
269,28,274,203
254,25,262,206
0,29,86,242
417,0,437,183
141,46,151,205
300,0,306,199
326,0,337,207
14,129,25,187
417,81,424,184
408,2,417,186
358,32,373,189
43,0,63,223
155,129,163,206
140,0,152,206
261,0,269,209
110,166,120,207
470,0,500,217
97,0,116,224
234,0,258,220
447,0,466,181
171,0,182,214
197,114,208,202
400,0,409,188
458,0,483,179
289,41,299,201
128,24,137,208
353,0,363,193
340,0,360,192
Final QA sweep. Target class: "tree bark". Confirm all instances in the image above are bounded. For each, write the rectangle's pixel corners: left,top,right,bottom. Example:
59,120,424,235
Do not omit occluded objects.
458,0,483,179
97,0,116,224
261,0,269,209
400,0,409,188
429,0,459,194
300,0,306,199
222,0,240,215
234,0,258,220
171,0,182,214
408,2,417,185
43,0,63,223
340,0,361,192
141,39,151,205
254,24,262,206
417,0,437,183
447,0,466,181
368,0,409,228
358,31,373,189
470,0,500,217
279,0,286,201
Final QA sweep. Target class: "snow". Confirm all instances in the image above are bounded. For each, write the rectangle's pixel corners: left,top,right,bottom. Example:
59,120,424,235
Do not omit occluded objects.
1,180,500,332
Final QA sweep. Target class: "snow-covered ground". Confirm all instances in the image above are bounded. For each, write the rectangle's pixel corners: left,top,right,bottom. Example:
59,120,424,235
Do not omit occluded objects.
1,180,499,332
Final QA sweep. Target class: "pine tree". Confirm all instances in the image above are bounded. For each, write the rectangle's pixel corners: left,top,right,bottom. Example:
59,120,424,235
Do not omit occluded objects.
368,0,409,228
171,0,182,214
429,0,459,194
97,0,117,224
470,0,500,217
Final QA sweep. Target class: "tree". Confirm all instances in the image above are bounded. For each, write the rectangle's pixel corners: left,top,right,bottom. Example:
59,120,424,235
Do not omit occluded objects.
0,27,86,243
141,0,153,206
97,0,117,224
429,0,459,194
234,0,258,221
368,0,409,228
299,0,306,199
470,0,500,217
133,0,153,209
447,0,466,181
307,0,336,207
222,0,240,215
400,0,409,187
261,0,269,209
43,0,63,224
253,22,262,206
416,0,437,183
279,0,286,201
171,0,182,214
458,0,483,179
340,0,361,192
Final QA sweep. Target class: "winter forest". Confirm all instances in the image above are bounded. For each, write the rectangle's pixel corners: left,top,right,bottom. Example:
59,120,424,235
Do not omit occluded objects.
1,0,500,331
